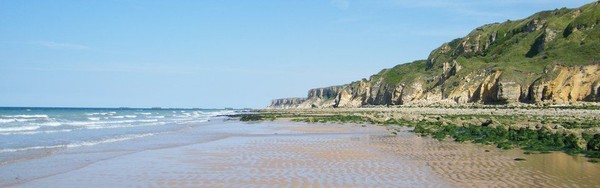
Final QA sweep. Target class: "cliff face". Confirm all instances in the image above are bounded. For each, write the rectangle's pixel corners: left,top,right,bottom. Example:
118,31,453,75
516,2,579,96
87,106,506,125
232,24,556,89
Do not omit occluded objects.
297,86,345,108
269,2,600,109
328,64,599,108
269,98,306,109
530,64,600,103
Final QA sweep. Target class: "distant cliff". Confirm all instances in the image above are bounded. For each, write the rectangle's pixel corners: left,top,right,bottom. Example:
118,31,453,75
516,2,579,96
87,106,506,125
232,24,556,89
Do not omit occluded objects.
269,2,600,109
269,98,306,109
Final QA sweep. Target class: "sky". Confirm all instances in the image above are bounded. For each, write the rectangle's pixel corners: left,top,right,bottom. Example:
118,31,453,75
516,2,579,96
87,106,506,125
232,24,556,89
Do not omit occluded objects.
0,0,594,108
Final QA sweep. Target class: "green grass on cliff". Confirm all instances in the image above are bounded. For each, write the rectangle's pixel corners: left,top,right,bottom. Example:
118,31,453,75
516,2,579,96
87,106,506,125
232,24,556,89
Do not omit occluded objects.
366,2,600,88
373,60,429,85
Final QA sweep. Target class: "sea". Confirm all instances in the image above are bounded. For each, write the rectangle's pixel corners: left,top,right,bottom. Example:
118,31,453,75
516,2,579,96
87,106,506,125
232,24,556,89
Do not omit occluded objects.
0,107,237,164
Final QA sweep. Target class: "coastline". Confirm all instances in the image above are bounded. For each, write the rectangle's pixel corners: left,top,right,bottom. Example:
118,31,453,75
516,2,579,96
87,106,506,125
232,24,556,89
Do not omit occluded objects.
3,117,600,187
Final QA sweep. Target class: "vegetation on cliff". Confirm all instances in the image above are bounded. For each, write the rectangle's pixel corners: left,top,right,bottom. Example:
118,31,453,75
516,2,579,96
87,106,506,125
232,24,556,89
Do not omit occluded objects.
362,2,600,104
270,2,600,109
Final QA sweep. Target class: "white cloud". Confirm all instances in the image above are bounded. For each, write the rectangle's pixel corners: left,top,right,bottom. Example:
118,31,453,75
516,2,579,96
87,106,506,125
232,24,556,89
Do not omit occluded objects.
331,0,350,10
386,0,503,18
385,0,591,18
35,41,90,50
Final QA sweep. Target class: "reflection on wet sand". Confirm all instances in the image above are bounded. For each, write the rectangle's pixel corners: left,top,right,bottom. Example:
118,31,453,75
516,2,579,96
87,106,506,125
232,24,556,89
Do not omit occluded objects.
12,121,600,187
371,131,600,187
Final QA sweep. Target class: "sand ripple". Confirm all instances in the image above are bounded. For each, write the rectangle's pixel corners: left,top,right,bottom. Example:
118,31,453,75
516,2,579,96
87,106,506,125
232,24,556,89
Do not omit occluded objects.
11,122,600,187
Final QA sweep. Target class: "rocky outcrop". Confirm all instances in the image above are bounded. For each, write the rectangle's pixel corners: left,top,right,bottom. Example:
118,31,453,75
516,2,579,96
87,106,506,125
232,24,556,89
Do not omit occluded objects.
529,64,600,103
297,86,345,108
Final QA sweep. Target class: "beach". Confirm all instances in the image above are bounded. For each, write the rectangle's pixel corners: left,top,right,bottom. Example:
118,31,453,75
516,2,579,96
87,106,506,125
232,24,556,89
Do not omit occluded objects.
2,117,599,187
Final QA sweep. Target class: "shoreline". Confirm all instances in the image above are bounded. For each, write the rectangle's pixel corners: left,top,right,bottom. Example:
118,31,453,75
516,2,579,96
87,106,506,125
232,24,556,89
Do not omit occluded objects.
3,118,600,187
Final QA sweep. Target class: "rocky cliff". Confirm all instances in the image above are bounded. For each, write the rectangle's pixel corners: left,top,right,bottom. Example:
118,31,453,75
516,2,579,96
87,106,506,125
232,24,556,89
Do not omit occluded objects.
269,2,600,109
269,98,306,109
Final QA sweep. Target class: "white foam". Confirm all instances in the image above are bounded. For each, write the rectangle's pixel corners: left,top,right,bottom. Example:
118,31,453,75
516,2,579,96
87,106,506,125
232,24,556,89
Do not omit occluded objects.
0,129,73,135
65,119,160,128
0,119,16,123
176,119,209,124
137,119,159,123
65,121,101,126
39,122,62,127
136,112,152,115
85,122,161,129
87,117,101,121
86,112,116,116
3,115,49,118
0,133,154,153
111,116,125,119
16,118,36,122
125,115,137,118
0,125,40,132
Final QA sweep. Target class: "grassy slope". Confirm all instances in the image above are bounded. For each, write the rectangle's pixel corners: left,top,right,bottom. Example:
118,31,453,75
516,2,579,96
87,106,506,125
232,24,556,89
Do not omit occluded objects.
362,2,599,90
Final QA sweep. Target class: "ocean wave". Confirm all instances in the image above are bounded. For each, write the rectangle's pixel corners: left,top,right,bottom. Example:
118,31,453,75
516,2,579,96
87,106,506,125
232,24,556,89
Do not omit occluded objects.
111,116,125,119
0,118,35,123
0,129,73,136
176,119,209,124
87,117,101,121
0,125,40,132
137,119,159,123
85,122,164,129
39,122,62,127
65,119,160,127
209,110,236,116
135,112,152,115
0,133,154,153
0,119,14,123
147,116,165,119
2,114,49,118
125,115,137,118
65,121,97,126
85,112,117,116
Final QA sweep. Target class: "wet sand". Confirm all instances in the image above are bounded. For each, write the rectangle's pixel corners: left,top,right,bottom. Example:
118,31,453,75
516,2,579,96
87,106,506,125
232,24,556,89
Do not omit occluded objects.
3,118,600,187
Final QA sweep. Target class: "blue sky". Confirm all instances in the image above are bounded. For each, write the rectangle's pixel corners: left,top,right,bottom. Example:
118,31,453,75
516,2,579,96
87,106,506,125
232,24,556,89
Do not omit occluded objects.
0,0,593,108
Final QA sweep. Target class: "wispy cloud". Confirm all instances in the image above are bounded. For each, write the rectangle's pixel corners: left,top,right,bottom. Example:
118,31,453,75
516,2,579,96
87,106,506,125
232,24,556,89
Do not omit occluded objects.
331,0,350,10
34,41,90,50
386,0,504,18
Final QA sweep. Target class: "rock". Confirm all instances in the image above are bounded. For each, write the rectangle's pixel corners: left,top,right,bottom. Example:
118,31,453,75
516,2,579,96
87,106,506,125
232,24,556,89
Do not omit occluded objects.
481,119,493,126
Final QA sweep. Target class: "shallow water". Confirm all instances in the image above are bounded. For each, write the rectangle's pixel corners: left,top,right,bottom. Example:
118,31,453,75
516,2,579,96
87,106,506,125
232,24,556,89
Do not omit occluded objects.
2,119,599,187
0,107,235,164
